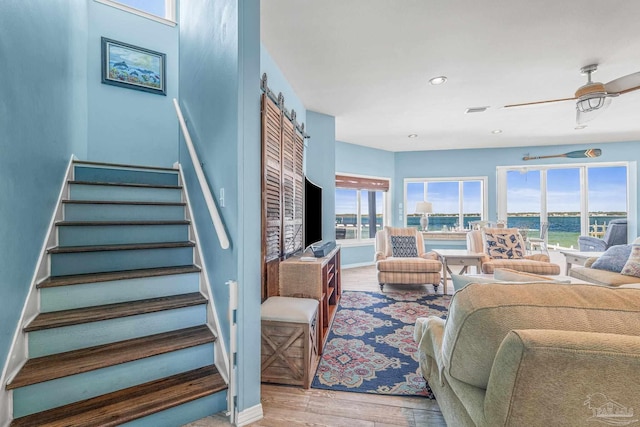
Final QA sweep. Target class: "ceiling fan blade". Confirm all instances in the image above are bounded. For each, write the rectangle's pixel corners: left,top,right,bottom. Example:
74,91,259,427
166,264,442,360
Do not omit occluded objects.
605,71,640,94
504,97,575,108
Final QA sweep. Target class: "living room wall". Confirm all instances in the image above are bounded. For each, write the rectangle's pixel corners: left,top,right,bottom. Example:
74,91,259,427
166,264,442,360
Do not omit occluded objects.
0,0,88,375
336,140,639,267
86,1,179,167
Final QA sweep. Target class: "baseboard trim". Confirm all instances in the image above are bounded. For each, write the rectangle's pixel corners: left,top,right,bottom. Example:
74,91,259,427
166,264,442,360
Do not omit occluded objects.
236,403,263,426
342,261,375,269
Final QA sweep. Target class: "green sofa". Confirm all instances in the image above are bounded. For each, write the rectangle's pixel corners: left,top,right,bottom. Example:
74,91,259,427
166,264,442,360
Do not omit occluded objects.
414,282,640,427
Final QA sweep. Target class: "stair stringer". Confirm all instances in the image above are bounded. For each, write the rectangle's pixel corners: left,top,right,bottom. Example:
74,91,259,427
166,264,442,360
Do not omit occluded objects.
177,165,231,391
0,155,76,427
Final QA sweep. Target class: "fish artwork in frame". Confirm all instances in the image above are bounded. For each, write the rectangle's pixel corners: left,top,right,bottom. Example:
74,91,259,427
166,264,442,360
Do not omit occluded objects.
101,37,166,95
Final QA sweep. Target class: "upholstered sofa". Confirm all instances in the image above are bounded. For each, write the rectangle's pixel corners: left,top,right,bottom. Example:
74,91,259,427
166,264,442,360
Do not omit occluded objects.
466,228,560,275
414,282,640,427
375,227,442,290
569,252,640,287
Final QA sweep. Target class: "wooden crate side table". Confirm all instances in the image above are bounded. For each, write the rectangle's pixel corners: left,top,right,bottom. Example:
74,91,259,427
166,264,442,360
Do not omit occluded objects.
279,246,341,352
260,296,319,388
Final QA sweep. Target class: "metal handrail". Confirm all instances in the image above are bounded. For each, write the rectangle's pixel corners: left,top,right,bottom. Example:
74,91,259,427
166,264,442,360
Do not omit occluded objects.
173,98,230,250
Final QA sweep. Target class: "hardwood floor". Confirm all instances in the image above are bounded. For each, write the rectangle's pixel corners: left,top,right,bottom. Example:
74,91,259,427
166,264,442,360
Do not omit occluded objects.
184,265,448,427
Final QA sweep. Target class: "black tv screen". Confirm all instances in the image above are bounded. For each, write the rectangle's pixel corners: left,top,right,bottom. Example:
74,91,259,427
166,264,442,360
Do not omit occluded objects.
304,177,323,249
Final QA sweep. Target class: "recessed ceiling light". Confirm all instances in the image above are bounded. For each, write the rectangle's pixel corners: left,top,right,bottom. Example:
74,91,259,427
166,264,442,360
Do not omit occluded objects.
408,134,418,138
465,106,489,114
429,76,447,85
492,129,503,134
575,125,587,130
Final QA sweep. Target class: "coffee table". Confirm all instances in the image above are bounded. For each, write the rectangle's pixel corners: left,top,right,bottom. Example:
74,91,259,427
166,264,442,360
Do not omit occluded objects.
559,250,605,274
434,249,485,294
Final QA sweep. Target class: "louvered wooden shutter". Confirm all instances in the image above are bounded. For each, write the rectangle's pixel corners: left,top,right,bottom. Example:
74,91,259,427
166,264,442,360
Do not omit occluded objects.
261,94,305,300
262,94,282,264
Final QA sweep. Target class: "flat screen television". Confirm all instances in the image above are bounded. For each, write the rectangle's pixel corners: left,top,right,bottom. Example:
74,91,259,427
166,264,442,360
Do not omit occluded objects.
304,177,323,249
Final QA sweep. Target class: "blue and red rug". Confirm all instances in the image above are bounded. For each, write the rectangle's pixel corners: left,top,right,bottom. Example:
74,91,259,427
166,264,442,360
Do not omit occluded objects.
312,290,449,398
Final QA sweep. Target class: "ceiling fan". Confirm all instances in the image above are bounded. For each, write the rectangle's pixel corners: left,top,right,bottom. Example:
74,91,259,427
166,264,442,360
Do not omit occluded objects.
505,64,640,124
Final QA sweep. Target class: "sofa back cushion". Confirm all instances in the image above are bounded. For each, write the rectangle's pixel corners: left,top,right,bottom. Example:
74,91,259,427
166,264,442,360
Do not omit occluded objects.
442,282,640,389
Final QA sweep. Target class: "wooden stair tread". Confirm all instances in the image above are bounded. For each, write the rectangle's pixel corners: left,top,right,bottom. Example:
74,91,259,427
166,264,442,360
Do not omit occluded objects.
56,220,190,226
69,180,182,190
62,200,186,206
38,265,201,288
7,325,215,389
47,241,195,254
25,293,207,332
10,365,226,427
73,160,179,173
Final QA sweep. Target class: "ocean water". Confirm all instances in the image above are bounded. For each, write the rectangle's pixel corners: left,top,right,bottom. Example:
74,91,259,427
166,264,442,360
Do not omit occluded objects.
406,215,626,232
335,214,625,232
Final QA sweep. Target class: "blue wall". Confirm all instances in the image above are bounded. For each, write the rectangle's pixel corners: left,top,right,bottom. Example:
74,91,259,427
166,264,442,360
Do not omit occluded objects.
0,0,88,374
393,141,639,239
335,140,640,267
306,112,337,246
335,141,395,266
87,1,179,167
260,46,306,131
179,0,262,414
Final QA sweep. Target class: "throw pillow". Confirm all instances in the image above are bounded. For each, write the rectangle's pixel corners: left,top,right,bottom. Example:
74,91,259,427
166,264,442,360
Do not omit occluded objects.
591,244,633,273
482,228,525,259
621,238,640,278
390,235,418,257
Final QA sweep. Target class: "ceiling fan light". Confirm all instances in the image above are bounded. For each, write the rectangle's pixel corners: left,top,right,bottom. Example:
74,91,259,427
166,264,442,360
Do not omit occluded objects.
577,95,606,113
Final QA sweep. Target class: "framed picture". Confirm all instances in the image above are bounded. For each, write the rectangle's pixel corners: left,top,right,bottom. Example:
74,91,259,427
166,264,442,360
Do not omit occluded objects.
101,37,166,95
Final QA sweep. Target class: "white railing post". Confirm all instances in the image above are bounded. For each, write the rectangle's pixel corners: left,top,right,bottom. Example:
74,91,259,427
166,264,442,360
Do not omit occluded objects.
173,98,230,250
227,280,239,424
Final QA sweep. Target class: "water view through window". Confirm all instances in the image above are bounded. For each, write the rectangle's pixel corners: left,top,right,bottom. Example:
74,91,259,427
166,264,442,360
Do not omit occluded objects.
504,165,627,249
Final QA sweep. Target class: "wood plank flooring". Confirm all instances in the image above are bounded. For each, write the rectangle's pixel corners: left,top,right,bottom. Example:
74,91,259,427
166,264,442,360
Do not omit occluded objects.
184,265,448,427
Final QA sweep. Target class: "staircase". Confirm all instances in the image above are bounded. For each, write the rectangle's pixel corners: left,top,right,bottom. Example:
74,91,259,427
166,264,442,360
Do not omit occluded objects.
5,161,228,426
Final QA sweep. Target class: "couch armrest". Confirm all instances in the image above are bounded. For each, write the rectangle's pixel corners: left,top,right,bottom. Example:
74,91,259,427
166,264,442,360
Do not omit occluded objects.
375,251,386,262
583,257,599,268
420,251,440,261
414,316,446,384
523,253,550,262
484,329,640,427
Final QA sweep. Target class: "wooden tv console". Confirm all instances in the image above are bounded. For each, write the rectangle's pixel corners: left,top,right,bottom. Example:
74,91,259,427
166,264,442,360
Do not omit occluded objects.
278,246,341,352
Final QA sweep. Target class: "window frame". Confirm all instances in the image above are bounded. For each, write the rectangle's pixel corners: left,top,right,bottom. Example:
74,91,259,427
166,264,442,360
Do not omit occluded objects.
95,0,177,26
335,173,391,245
403,176,489,229
496,161,632,237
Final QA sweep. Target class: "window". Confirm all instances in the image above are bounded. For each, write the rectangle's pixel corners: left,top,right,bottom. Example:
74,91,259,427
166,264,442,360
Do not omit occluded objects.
96,0,176,24
497,163,628,249
405,177,487,231
335,174,389,241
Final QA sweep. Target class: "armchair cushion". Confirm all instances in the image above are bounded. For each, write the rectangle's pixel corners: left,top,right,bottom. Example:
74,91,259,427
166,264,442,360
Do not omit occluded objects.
481,228,525,259
390,235,419,257
591,244,632,273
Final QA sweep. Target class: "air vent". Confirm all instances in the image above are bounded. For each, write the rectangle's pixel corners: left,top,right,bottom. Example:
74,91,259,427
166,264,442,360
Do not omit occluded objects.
465,106,489,114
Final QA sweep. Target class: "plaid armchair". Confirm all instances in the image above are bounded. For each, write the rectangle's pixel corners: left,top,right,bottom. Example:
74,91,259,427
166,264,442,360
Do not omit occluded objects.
375,227,442,290
467,228,560,275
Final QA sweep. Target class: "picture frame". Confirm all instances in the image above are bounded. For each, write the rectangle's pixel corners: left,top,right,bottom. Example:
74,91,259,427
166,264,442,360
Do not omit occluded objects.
101,37,166,96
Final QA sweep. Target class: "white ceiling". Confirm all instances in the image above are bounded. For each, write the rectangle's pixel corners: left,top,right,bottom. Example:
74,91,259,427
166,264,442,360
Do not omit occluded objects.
260,0,640,152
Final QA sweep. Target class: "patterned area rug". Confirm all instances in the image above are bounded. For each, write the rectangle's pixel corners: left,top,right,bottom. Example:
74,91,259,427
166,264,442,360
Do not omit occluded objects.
312,290,449,398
